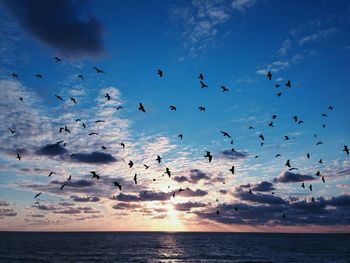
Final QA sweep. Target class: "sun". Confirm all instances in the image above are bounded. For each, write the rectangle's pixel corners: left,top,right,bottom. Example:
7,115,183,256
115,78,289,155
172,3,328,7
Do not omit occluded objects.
166,203,179,226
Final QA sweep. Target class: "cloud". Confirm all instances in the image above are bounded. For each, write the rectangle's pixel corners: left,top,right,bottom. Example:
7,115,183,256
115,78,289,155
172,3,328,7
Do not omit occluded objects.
0,200,9,206
36,144,68,156
234,188,286,205
325,194,350,207
0,208,17,218
1,0,104,58
274,171,315,183
173,169,210,184
70,195,100,202
232,0,256,13
276,38,292,56
71,151,117,164
51,179,95,188
174,202,206,211
112,203,142,210
299,28,337,46
220,150,248,160
251,181,275,192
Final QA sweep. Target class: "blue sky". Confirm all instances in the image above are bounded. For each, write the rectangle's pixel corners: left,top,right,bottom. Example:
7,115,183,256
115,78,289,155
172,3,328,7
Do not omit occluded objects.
0,0,349,231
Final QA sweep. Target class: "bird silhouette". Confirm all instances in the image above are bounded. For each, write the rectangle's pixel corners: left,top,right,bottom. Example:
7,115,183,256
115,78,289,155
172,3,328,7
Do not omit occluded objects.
156,155,162,163
301,182,305,189
90,171,100,180
322,176,325,183
133,174,138,184
16,153,21,160
105,93,111,101
178,134,183,140
101,146,107,150
36,73,42,78
307,153,310,159
198,106,206,111
267,71,272,80
343,145,349,155
93,66,105,73
298,120,304,125
249,126,254,130
284,136,290,140
55,95,63,100
54,56,61,62
139,103,146,112
282,213,286,219
292,116,298,123
64,126,70,133
221,86,229,92
11,73,18,78
249,189,252,194
113,181,122,191
204,151,213,162
200,81,208,88
311,197,315,203
216,210,220,215
60,183,67,190
285,159,291,167
275,154,281,157
220,131,231,138
286,80,291,88
328,106,333,110
164,167,171,177
316,141,323,145
48,172,55,177
268,122,274,127
157,69,163,77
321,113,328,117
19,97,23,102
276,92,282,97
78,74,84,80
116,106,123,110
309,184,313,191
319,159,323,164
34,192,42,198
95,120,105,123
275,84,280,88
322,124,326,128
169,105,177,111
120,143,125,148
259,134,265,141
89,132,98,135
128,161,134,168
81,123,86,128
67,175,71,181
234,206,238,212
198,73,204,80
34,201,40,206
8,128,16,134
316,171,321,176
272,115,277,119
229,166,235,174
70,97,76,104
144,164,150,169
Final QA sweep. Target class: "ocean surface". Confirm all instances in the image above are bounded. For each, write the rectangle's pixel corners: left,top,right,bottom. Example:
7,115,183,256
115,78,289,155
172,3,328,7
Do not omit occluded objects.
0,232,349,262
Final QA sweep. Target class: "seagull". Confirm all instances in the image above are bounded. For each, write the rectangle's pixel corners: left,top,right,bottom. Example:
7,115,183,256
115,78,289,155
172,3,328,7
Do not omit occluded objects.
285,159,291,168
48,172,55,177
275,154,282,158
178,134,183,140
60,183,67,190
276,92,282,97
259,134,265,141
8,128,16,134
78,74,84,80
220,131,231,138
267,71,272,80
307,153,310,159
105,93,111,101
89,132,98,135
90,171,100,180
113,181,122,191
204,151,213,162
309,184,313,191
36,73,42,78
16,153,21,160
198,106,206,111
120,143,125,148
157,69,163,77
286,80,291,88
144,164,150,169
34,192,42,199
221,86,229,92
301,182,305,189
200,81,208,88
164,168,171,177
55,95,63,100
133,174,137,184
54,56,61,62
101,146,107,150
229,166,235,174
139,103,146,112
156,155,162,163
93,66,105,73
128,161,134,168
321,113,328,117
169,105,177,111
198,73,204,80
298,120,304,125
11,73,18,78
343,145,349,155
322,176,325,183
70,97,76,104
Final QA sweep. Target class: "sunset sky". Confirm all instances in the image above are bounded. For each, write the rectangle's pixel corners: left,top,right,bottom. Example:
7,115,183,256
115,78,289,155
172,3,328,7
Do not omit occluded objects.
0,0,349,232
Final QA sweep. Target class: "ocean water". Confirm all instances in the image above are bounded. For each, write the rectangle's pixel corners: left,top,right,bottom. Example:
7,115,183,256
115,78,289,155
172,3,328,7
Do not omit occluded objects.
0,232,349,262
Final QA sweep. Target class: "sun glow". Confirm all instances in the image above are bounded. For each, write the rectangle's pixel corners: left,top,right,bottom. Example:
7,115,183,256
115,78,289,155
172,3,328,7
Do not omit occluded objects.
166,203,179,226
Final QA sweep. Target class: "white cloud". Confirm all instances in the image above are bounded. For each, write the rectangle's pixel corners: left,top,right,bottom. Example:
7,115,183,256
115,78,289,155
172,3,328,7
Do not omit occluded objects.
299,28,337,46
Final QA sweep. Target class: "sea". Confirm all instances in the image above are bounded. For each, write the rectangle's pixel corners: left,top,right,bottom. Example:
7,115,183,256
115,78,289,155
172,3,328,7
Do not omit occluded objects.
0,232,349,262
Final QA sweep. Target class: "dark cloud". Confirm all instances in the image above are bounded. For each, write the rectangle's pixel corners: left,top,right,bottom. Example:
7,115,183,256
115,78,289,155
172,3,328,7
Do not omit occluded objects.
173,169,210,184
220,150,248,160
172,175,188,183
174,202,206,211
51,179,95,188
252,181,275,192
72,151,117,164
274,171,315,183
325,194,350,207
112,203,142,210
36,144,68,156
70,195,100,202
116,193,141,202
0,200,9,206
177,188,208,197
1,0,104,58
234,189,286,205
0,208,17,217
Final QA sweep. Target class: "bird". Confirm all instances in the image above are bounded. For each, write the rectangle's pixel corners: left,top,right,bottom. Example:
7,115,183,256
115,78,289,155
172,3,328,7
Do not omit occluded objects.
301,182,305,189
90,171,100,180
60,183,67,190
200,81,208,88
75,119,81,122
81,123,86,128
178,134,183,140
229,166,235,174
216,210,220,215
95,120,105,123
48,172,55,177
319,159,323,164
198,106,206,111
249,189,252,194
249,126,254,130
309,184,313,191
198,73,204,80
34,201,40,206
282,213,286,219
36,73,42,78
70,97,76,104
19,97,23,102
322,124,326,128
67,175,71,181
55,95,63,100
322,176,325,183
321,113,328,117
221,86,229,92
93,66,105,73
234,206,238,213
139,103,146,112
11,73,18,78
311,197,315,203
316,141,323,145
272,115,277,119
275,154,281,158
34,192,42,199
259,134,265,141
343,145,349,155
101,146,107,150
268,122,274,127
328,106,333,110
169,105,177,111
156,155,162,163
276,92,282,97
275,84,280,88
16,153,21,160
133,174,137,184
284,136,290,140
204,151,213,162
285,159,291,168
89,132,98,135
78,74,84,80
54,56,61,62
298,120,304,125
105,93,111,101
116,106,123,110
120,143,125,148
286,80,291,88
316,171,321,176
157,69,163,77
128,161,134,168
144,164,150,169
307,153,310,159
220,131,231,138
113,181,122,191
8,128,16,134
164,168,171,177
267,71,272,80
64,126,70,133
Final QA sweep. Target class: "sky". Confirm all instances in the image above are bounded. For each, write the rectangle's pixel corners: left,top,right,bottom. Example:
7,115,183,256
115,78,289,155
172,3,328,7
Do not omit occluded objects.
0,0,349,232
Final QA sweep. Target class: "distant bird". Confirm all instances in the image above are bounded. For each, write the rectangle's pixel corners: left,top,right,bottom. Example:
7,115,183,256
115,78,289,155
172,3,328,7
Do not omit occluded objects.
60,183,67,190
8,128,16,134
101,146,107,150
319,159,323,164
95,120,105,123
275,154,281,158
316,171,321,176
144,164,150,169
322,124,326,128
165,168,171,177
116,106,123,110
54,56,61,62
19,97,23,102
36,74,42,78
255,155,259,159
301,182,305,189
139,103,146,112
289,167,298,171
156,155,162,163
309,184,313,191
198,73,204,80
258,134,265,141
284,136,290,140
221,86,229,92
67,175,71,181
120,143,125,148
234,206,238,213
81,123,86,128
276,92,282,97
204,151,213,162
178,134,183,140
89,132,98,135
272,115,277,119
105,93,111,101
249,189,252,194
64,126,70,133
11,73,18,78
70,97,76,104
328,106,333,110
216,210,220,215
285,159,291,168
34,192,42,199
200,81,208,88
282,213,286,219
34,201,40,206
286,80,291,88
113,181,122,191
90,171,100,180
48,172,55,177
275,84,280,88
198,106,206,112
316,141,323,145
321,113,328,117
78,74,84,80
55,95,63,100
292,116,298,123
298,120,304,125
133,174,137,184
169,105,177,111
343,145,349,155
229,166,235,174
230,140,234,144
249,126,254,130
128,161,134,168
268,122,274,127
76,119,81,122
322,176,325,183
16,153,21,160
220,131,231,138
267,71,272,80
157,69,163,77
311,197,315,203
93,66,105,73
307,153,310,159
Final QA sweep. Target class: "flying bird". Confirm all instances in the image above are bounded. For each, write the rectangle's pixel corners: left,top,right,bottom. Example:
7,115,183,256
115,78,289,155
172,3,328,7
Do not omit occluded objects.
34,192,42,199
105,93,111,101
133,174,137,184
90,171,100,180
156,155,162,163
8,128,16,134
200,81,208,88
60,183,67,190
128,160,134,168
316,141,323,145
55,95,63,100
198,73,204,80
48,172,55,177
93,66,105,73
120,143,125,148
267,71,272,80
139,103,146,112
116,106,123,110
276,92,282,97
285,159,291,168
204,151,213,162
78,74,84,80
67,175,71,181
321,113,328,117
229,166,235,174
54,56,61,62
198,106,206,111
220,131,231,138
328,106,333,110
70,97,76,104
89,132,98,135
307,153,310,159
144,164,150,169
16,153,21,160
268,122,274,127
157,69,163,77
259,134,265,141
113,181,122,191
221,86,229,92
19,97,23,102
322,176,325,183
101,146,107,150
169,105,177,111
343,145,349,155
309,184,313,191
178,134,183,140
301,182,305,189
11,73,18,78
36,73,42,78
165,168,171,177
286,80,291,88
272,115,277,119
275,154,281,158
